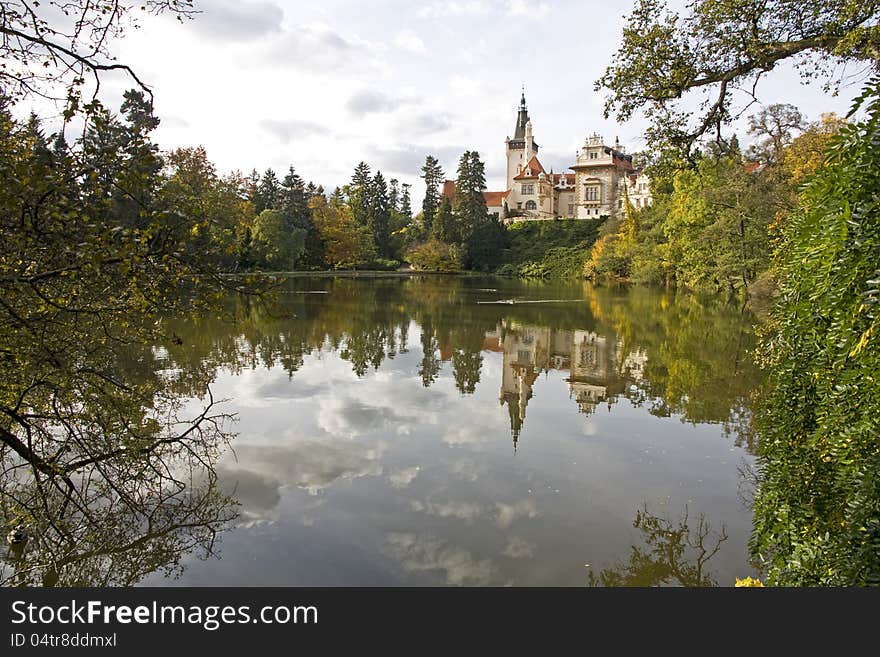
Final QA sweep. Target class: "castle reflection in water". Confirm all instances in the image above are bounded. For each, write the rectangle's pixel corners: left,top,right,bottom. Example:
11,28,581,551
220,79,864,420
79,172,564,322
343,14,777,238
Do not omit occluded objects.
482,322,648,449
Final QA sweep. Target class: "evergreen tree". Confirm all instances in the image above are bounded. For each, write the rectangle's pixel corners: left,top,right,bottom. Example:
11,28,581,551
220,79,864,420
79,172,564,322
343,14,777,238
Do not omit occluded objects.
330,186,345,206
368,171,391,258
400,183,413,220
420,155,443,234
454,151,504,269
254,168,281,214
245,168,260,205
432,194,457,243
282,166,323,267
350,161,372,227
388,178,400,212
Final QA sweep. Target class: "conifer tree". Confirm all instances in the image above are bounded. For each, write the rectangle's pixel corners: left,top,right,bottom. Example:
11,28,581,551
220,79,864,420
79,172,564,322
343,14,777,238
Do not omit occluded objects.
282,166,323,267
432,195,457,244
454,151,504,269
350,161,372,227
254,168,281,214
388,178,400,212
400,183,413,220
420,155,443,234
369,171,391,258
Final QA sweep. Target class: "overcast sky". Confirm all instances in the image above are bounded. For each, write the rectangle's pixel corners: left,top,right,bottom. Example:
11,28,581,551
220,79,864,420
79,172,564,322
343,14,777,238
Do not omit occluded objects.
83,0,864,202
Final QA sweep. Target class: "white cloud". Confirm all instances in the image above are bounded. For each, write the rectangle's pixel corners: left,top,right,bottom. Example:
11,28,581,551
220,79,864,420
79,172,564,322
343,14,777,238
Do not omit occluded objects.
409,499,485,523
495,499,540,529
418,1,494,19
394,29,426,53
186,0,284,42
502,536,536,559
389,466,421,489
91,0,859,212
260,118,330,142
383,533,500,586
508,0,551,19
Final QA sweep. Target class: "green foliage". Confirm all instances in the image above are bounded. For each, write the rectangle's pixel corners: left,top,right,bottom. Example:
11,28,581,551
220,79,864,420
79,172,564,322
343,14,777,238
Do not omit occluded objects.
751,78,880,586
0,92,252,586
453,150,504,270
404,239,463,272
309,194,376,269
251,209,306,271
368,171,392,258
664,154,774,292
420,155,444,234
253,168,281,214
598,0,880,156
432,195,457,243
282,166,323,268
501,219,602,278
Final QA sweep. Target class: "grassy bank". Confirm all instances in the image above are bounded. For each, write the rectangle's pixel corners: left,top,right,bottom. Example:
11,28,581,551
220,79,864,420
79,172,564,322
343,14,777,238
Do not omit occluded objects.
497,218,603,278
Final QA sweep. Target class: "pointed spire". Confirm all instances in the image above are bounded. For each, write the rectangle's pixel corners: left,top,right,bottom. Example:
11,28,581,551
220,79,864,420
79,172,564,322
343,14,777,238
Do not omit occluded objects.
514,86,530,140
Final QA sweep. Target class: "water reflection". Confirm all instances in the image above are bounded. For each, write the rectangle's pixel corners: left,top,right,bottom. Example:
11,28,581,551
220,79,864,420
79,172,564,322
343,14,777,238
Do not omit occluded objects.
587,504,728,587
1,335,238,586
159,277,761,454
3,276,764,586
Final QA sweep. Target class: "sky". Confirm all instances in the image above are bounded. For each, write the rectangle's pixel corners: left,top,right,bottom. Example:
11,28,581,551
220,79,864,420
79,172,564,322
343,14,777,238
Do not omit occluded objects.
63,0,865,203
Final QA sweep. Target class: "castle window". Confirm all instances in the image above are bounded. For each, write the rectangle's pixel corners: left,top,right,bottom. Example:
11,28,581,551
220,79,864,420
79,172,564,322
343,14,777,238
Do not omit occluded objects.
590,151,598,159
521,183,534,195
525,200,537,211
568,203,574,215
585,184,600,202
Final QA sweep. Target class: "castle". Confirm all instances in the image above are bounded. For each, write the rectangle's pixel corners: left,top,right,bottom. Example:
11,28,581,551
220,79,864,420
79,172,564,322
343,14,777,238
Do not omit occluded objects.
442,91,652,223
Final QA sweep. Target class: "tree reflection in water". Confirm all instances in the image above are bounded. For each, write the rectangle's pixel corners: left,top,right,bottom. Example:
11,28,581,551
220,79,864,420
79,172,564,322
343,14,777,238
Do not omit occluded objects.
587,504,729,587
2,276,762,586
1,332,238,586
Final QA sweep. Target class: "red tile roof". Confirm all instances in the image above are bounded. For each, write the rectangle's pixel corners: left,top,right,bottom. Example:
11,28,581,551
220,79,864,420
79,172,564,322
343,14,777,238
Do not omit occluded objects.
513,155,545,180
441,179,508,208
550,172,576,186
483,190,510,208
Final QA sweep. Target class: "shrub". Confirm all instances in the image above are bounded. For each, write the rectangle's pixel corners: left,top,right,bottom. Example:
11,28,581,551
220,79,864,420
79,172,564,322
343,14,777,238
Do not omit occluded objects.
404,240,463,272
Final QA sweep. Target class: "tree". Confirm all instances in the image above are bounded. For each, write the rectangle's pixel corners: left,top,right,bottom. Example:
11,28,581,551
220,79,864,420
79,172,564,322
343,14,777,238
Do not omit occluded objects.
751,78,880,585
0,93,267,579
388,178,400,212
160,146,249,271
251,209,306,271
454,150,505,270
309,194,375,269
349,161,372,227
253,168,281,214
431,194,457,243
400,183,413,220
420,155,444,234
664,153,774,292
782,112,848,185
369,171,391,258
0,1,196,103
405,239,462,272
747,104,805,165
598,0,880,155
282,166,323,267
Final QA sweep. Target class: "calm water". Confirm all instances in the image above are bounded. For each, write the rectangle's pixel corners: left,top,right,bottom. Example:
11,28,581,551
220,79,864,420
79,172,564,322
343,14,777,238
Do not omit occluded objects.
144,276,763,587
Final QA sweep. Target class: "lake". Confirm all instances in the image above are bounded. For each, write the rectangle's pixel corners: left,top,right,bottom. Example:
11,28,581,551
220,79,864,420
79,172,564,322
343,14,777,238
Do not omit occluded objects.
142,275,763,586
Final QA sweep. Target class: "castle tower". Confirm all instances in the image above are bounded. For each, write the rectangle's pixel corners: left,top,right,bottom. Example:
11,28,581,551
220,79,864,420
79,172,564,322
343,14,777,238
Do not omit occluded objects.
505,90,539,192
